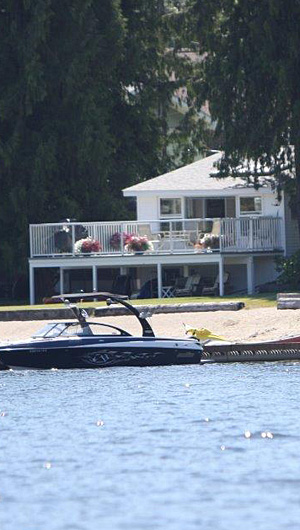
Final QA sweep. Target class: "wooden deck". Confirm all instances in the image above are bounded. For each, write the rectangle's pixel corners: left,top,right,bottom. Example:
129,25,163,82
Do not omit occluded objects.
29,216,284,258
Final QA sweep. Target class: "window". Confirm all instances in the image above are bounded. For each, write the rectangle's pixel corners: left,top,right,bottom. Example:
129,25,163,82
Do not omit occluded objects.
160,198,182,217
160,221,183,232
206,198,225,218
240,197,262,215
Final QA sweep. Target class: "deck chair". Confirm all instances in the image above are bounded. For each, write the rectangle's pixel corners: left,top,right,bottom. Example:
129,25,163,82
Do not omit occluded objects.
196,219,221,247
137,224,161,241
111,275,132,297
174,274,201,297
135,278,158,299
202,272,230,296
211,220,221,236
136,224,162,250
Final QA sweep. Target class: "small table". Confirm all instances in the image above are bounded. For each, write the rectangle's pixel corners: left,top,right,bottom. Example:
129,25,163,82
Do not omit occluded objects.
162,285,175,298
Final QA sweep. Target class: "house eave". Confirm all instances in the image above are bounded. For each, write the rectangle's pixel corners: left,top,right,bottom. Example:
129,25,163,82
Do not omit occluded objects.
123,186,275,198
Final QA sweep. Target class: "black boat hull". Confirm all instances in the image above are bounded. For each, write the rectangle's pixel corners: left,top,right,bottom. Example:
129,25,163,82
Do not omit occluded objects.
0,337,202,369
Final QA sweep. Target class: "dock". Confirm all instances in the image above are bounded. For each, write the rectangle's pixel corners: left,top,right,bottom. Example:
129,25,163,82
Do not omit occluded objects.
203,341,300,363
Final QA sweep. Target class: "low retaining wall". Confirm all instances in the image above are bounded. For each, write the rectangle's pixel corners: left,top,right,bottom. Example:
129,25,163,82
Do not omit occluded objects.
277,293,300,310
0,301,245,321
0,308,73,321
94,301,245,317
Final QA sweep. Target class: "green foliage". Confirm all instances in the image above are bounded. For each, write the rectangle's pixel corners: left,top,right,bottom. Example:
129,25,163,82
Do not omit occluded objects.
0,0,203,287
276,251,300,289
0,0,125,280
190,0,300,235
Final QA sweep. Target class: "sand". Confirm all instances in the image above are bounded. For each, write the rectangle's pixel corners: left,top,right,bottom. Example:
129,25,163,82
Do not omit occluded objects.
1,306,300,343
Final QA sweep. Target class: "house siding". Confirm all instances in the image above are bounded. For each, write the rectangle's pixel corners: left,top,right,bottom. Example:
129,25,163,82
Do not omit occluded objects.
263,194,284,217
137,196,158,220
254,256,278,287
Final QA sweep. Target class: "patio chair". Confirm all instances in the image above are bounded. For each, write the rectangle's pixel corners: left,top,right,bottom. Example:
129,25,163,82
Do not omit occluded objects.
202,272,230,296
157,230,194,251
136,224,162,250
211,219,221,236
111,274,132,297
137,224,161,241
135,278,158,299
173,274,201,297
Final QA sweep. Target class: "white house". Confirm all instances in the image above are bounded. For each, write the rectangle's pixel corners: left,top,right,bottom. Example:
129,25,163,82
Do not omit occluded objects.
28,152,299,304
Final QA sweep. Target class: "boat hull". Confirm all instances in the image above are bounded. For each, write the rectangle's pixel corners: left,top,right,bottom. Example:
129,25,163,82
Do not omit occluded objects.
0,336,202,370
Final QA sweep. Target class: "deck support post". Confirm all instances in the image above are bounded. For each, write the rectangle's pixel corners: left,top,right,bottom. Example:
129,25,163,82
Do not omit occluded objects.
29,263,35,305
92,265,98,293
59,268,64,296
157,262,162,298
218,257,224,297
247,256,255,295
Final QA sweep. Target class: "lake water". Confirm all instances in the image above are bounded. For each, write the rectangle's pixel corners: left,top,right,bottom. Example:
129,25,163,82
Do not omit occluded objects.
0,362,300,530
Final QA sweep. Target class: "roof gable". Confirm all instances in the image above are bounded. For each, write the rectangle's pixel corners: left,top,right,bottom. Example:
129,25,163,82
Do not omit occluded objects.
123,152,250,195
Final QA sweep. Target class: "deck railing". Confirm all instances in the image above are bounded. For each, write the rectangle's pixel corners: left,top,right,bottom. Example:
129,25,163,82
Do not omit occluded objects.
29,217,283,258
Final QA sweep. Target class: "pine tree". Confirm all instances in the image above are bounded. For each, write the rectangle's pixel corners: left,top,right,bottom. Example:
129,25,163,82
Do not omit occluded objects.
191,0,300,237
0,0,204,292
0,0,126,284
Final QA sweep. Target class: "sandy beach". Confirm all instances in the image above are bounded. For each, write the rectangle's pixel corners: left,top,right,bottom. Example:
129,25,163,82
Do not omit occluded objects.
1,306,300,343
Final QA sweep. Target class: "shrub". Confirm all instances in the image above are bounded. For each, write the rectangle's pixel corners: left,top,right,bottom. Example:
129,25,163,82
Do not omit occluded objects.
275,250,300,289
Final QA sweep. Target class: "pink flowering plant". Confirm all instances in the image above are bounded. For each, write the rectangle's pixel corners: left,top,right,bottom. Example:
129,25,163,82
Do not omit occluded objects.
125,235,153,253
110,232,131,250
74,237,102,254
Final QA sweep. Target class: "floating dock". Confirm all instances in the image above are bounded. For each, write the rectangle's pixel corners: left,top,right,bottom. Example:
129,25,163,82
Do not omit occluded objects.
202,342,300,363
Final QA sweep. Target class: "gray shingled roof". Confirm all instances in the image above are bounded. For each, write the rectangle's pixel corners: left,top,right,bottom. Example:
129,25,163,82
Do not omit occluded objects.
123,152,248,195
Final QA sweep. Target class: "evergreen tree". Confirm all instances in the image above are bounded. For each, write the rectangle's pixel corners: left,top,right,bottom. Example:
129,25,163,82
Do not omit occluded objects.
0,0,203,290
191,0,300,236
0,0,125,284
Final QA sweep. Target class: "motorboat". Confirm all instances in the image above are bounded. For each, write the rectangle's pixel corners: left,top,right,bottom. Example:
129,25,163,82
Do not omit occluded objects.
0,294,203,370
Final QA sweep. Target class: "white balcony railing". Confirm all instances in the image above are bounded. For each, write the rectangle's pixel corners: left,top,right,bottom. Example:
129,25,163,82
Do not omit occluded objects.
29,217,283,258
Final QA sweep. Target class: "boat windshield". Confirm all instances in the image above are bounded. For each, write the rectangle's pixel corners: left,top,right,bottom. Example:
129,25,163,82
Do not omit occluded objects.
32,322,129,338
32,323,86,338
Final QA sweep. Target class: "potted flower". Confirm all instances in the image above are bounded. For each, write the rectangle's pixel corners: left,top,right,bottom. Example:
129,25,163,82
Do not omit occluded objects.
110,231,131,251
125,235,154,253
75,237,102,254
194,241,204,252
199,234,220,250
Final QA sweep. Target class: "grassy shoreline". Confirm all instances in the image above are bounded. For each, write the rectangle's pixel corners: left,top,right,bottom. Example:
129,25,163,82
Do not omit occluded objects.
0,293,277,311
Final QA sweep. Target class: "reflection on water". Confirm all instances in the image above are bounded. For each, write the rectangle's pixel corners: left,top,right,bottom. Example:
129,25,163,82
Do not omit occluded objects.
1,362,300,530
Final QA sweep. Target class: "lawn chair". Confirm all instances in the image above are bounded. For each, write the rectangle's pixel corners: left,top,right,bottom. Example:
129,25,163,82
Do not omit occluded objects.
111,275,132,297
202,272,230,296
174,274,201,297
136,224,162,250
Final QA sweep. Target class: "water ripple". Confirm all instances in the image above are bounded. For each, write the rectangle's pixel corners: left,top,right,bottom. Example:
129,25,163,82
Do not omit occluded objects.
1,363,300,530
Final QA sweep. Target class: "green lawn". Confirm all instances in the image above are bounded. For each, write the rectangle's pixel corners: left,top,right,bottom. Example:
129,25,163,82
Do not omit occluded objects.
0,293,277,311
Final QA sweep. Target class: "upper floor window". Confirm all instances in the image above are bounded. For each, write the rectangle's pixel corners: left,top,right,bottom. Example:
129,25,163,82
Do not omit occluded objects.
160,198,182,217
240,196,262,215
